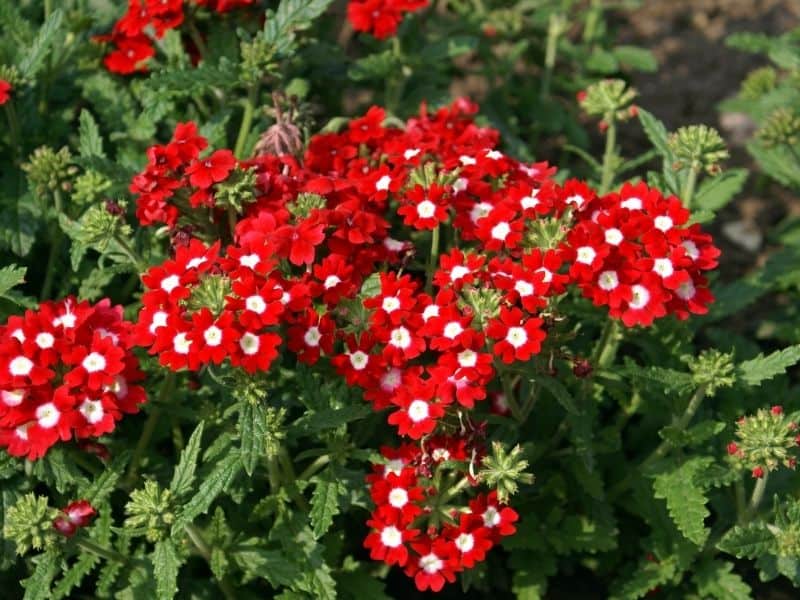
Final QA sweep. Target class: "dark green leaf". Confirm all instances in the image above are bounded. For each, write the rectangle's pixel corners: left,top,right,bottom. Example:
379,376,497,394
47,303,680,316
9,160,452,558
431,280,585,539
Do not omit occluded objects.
170,421,205,497
78,110,105,159
718,522,776,558
153,540,181,600
17,9,63,79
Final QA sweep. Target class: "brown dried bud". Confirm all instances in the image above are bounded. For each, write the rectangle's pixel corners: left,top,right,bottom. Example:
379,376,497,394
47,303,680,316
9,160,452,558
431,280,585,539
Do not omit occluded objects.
572,357,593,379
254,121,304,158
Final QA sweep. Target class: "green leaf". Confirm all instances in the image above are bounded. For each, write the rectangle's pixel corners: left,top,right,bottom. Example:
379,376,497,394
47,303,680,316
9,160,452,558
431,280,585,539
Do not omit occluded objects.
585,49,619,73
717,522,776,559
692,559,753,600
295,404,370,432
348,50,398,82
170,421,205,497
153,539,181,600
653,458,712,545
536,375,578,414
737,344,800,386
239,402,267,476
613,46,658,72
17,9,63,79
419,36,478,61
78,110,105,159
172,448,241,534
52,552,98,600
637,108,671,159
80,453,129,505
232,540,302,588
0,264,26,298
309,472,341,538
0,192,40,257
22,550,59,600
695,168,748,212
263,0,335,57
616,360,695,396
610,556,678,600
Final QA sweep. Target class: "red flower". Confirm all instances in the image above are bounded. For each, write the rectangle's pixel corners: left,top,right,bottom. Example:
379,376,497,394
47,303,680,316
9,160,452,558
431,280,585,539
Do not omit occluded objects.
0,80,12,105
185,150,236,188
406,537,458,592
104,35,155,74
487,307,546,363
397,184,449,230
53,500,96,537
272,219,326,266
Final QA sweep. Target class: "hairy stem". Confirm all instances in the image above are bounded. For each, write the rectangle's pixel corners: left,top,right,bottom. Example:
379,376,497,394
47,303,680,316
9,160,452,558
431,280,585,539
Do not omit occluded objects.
124,374,175,488
599,119,618,195
185,523,237,600
234,86,258,159
425,224,441,294
540,13,563,99
682,163,699,210
77,538,128,564
747,473,769,517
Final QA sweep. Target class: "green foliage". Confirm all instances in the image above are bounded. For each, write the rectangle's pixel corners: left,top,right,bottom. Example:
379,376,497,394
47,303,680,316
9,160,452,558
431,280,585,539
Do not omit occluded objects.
737,344,800,386
653,458,713,546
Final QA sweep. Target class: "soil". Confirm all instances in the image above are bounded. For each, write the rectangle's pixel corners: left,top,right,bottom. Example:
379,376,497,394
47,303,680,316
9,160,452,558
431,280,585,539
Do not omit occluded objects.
618,0,800,280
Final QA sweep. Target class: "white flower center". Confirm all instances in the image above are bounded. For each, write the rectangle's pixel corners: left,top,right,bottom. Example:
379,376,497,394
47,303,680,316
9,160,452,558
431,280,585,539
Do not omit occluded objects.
382,296,401,313
653,258,674,278
349,351,368,370
491,222,511,241
654,215,673,232
82,352,107,373
245,295,266,313
106,375,128,398
239,332,260,355
388,488,409,508
450,265,469,282
239,254,260,269
35,332,55,349
621,197,642,210
303,326,321,347
483,506,502,527
389,327,411,349
9,356,33,377
682,240,699,260
565,194,585,208
520,190,540,209
486,149,503,160
419,553,443,574
576,246,596,265
416,200,436,219
79,398,104,424
404,148,421,159
470,202,493,224
204,326,223,347
324,275,341,290
455,533,475,553
10,328,25,342
36,402,60,428
506,326,528,348
173,333,191,354
604,228,623,245
15,422,31,440
536,267,553,283
186,257,207,269
629,285,650,310
432,448,450,461
380,368,402,391
149,311,168,334
598,270,619,291
443,322,463,339
458,349,477,368
422,305,440,321
408,399,430,422
375,175,392,191
380,526,403,548
452,177,468,193
1,389,25,407
459,155,476,166
161,274,180,293
515,280,534,297
384,459,404,477
676,280,696,300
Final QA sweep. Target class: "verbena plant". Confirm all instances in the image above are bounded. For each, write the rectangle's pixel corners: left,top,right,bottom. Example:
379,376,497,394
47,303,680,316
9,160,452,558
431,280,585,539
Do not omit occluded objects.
1,2,799,599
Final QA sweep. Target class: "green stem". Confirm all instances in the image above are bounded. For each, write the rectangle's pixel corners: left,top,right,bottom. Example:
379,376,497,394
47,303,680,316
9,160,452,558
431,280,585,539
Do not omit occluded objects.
226,207,238,241
386,36,406,113
682,164,699,210
77,538,128,564
599,118,618,195
41,189,65,300
609,384,709,500
185,524,237,600
124,374,175,488
44,0,52,18
3,103,21,164
185,12,208,60
234,86,258,159
298,454,330,481
747,473,769,517
114,235,147,272
498,367,523,422
592,319,621,368
540,13,563,99
425,225,440,294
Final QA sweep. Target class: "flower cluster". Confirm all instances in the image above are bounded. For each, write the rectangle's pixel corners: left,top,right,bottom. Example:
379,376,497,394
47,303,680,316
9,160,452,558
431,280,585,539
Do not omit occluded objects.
0,298,146,460
728,405,800,479
53,500,96,537
364,442,517,592
126,97,719,590
347,0,429,39
98,0,254,74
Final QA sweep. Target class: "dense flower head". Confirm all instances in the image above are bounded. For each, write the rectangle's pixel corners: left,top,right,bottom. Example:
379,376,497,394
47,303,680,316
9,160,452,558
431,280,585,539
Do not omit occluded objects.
0,298,146,460
98,0,255,74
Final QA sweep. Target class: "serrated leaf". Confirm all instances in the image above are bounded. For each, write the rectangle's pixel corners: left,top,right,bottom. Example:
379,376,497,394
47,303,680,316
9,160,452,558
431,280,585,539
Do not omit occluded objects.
263,0,335,57
637,108,671,159
17,9,63,79
610,555,678,600
613,46,658,72
232,541,302,587
153,539,181,600
692,559,752,600
717,522,776,558
659,420,725,449
239,402,267,476
536,375,578,414
78,110,105,159
0,264,26,297
616,360,695,395
348,50,398,82
309,473,341,538
653,459,712,545
52,552,98,600
419,36,478,61
80,453,128,505
737,344,800,386
695,168,747,212
170,421,205,497
22,550,59,600
172,448,241,534
295,404,370,432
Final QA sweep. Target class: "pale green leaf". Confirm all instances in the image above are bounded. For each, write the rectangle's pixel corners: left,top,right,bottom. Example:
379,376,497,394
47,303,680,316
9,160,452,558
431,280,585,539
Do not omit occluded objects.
653,459,712,545
692,559,753,600
153,539,181,600
239,403,267,476
309,473,341,538
737,344,800,386
17,9,63,79
172,448,241,533
717,522,776,559
78,110,105,159
170,421,205,497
